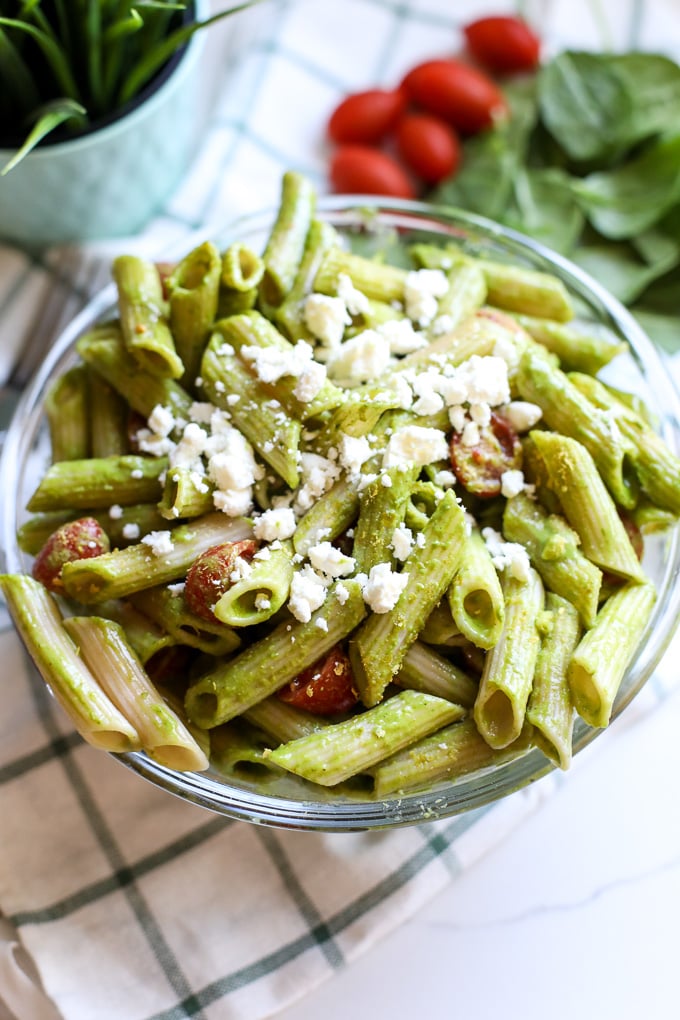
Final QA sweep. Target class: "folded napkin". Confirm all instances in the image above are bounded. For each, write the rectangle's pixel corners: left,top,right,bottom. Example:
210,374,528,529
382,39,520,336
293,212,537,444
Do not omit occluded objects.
1,2,678,1019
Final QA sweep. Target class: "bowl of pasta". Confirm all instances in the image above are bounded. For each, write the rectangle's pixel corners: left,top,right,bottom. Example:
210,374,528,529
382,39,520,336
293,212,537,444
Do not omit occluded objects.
2,173,680,830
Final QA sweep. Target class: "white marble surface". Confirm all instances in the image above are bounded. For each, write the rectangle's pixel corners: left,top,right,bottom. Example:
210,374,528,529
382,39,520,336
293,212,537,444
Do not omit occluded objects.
278,688,680,1020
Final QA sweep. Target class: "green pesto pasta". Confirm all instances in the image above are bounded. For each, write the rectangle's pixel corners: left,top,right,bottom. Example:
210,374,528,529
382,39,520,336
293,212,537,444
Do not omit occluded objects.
6,170,677,807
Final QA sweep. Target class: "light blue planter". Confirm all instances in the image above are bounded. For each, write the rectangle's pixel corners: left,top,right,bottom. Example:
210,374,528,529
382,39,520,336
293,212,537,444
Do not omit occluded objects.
0,2,207,248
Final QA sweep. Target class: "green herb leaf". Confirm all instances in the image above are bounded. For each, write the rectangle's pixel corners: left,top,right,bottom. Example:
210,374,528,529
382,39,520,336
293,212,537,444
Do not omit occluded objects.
570,242,678,305
610,52,680,145
538,51,634,162
503,167,583,255
1,99,87,175
572,132,680,239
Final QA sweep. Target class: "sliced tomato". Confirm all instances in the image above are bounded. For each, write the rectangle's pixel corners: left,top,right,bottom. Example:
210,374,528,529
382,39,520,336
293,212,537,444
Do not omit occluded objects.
184,539,259,621
32,517,110,592
450,411,522,497
277,645,358,716
328,88,407,144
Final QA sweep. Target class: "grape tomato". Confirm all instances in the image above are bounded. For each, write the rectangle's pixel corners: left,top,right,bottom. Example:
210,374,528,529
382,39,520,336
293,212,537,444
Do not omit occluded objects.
328,88,407,144
32,517,111,592
329,145,415,198
396,112,461,183
185,539,259,621
401,58,508,134
450,411,522,497
278,645,359,715
464,16,541,74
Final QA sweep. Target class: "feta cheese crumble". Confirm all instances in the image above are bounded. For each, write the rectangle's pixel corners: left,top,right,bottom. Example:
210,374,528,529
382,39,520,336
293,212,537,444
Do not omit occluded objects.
253,507,297,542
141,530,174,556
359,563,409,613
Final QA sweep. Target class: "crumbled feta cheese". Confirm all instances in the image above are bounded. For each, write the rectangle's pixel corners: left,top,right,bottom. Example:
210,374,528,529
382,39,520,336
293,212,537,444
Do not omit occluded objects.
108,504,123,520
147,404,175,437
391,524,414,561
122,523,140,541
288,565,328,622
308,541,356,578
130,469,143,480
359,562,409,613
304,293,350,348
458,355,510,406
469,402,491,427
461,421,481,447
294,452,341,513
404,269,448,327
336,273,370,316
254,593,271,611
380,472,393,487
315,617,329,632
207,425,261,517
448,405,467,433
378,318,427,355
141,530,174,556
326,329,392,385
338,433,372,475
383,425,449,469
500,469,526,499
167,582,185,595
410,370,446,416
188,401,215,424
482,527,531,581
253,507,297,542
170,422,208,471
241,340,326,405
500,401,543,433
433,469,456,488
335,582,350,605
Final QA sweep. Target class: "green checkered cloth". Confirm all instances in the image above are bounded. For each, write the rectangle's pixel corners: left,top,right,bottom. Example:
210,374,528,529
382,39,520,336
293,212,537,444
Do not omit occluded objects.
0,1,678,1018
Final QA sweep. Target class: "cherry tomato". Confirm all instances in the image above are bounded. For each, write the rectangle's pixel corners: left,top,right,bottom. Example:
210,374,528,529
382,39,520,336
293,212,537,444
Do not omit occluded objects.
328,88,407,145
32,517,111,592
278,645,359,716
396,112,461,184
184,540,259,621
450,411,522,497
329,145,415,198
464,16,541,74
401,59,507,134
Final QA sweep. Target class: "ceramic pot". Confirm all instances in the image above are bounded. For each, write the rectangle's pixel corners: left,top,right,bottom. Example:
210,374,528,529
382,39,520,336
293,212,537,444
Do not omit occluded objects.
0,0,207,247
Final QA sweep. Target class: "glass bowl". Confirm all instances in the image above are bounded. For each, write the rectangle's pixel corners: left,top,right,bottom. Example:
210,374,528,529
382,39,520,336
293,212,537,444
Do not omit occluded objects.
2,196,680,831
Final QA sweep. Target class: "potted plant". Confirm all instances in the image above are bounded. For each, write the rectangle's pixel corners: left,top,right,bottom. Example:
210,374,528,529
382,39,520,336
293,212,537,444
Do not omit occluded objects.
0,1,262,247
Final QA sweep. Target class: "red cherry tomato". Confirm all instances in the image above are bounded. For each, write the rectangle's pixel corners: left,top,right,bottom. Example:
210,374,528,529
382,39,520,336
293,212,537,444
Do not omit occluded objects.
464,16,541,74
184,540,259,621
402,59,507,134
278,645,358,716
329,145,415,198
396,112,461,184
450,411,522,497
32,517,111,592
328,88,407,145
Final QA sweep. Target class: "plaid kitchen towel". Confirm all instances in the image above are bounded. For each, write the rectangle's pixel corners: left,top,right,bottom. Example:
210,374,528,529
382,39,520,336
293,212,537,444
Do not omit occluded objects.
1,1,679,1019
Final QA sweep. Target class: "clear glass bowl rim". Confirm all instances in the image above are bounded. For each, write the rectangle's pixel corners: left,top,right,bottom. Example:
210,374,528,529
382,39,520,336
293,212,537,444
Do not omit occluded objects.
2,194,680,832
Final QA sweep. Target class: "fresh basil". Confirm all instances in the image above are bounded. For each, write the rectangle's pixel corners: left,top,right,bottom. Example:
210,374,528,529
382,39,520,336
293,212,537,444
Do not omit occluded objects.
431,49,680,351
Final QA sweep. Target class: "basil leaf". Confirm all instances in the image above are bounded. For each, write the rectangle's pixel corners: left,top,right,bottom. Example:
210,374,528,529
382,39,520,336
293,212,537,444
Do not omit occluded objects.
571,242,678,305
503,167,583,255
633,309,680,354
538,51,634,162
572,132,680,239
610,53,680,145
